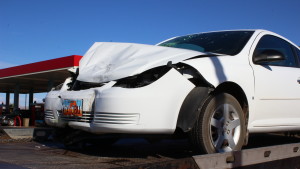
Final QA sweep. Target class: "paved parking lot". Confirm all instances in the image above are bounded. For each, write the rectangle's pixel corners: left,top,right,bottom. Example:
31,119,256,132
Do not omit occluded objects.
0,136,195,169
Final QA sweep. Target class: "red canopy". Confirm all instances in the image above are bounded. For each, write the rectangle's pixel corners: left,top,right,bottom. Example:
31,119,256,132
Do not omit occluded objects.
0,55,82,93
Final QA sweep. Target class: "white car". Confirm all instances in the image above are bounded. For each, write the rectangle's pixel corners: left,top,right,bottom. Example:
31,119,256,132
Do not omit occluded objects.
45,30,300,153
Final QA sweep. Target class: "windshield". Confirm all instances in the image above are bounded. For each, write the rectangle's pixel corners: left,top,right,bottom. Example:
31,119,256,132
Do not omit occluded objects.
158,31,254,55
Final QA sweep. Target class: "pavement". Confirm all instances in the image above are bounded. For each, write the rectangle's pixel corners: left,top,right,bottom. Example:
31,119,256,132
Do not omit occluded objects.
0,126,53,140
0,138,195,169
1,126,300,169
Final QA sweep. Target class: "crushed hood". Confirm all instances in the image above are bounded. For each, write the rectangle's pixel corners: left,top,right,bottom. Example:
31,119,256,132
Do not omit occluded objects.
77,42,205,83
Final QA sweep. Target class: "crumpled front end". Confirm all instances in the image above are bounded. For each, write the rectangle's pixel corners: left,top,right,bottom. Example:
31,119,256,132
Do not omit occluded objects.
44,42,208,133
77,42,204,83
48,68,195,134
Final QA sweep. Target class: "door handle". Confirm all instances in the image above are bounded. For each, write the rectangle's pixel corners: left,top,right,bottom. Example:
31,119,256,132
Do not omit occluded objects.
298,78,300,84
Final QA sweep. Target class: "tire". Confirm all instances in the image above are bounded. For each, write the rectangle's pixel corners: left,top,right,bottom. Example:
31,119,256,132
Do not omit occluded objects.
189,93,246,154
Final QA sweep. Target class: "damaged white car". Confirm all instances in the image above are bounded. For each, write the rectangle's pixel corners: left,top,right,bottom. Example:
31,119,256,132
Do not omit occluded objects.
45,30,300,153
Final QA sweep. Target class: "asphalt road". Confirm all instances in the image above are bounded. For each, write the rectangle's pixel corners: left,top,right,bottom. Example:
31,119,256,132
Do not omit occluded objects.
0,133,300,169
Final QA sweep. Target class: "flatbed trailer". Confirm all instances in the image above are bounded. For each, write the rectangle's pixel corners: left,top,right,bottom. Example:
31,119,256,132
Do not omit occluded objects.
119,142,300,169
196,142,300,169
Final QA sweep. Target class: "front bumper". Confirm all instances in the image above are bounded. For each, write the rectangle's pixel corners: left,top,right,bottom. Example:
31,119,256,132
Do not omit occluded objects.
44,91,67,128
45,69,195,134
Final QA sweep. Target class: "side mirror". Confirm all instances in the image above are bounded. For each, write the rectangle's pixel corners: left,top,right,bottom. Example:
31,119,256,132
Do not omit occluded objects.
253,49,285,64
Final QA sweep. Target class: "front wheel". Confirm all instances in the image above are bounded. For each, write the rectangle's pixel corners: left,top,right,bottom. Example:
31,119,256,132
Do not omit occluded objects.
189,93,246,154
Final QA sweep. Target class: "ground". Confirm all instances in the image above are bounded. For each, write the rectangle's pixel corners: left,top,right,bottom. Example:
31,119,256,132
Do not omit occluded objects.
0,131,300,169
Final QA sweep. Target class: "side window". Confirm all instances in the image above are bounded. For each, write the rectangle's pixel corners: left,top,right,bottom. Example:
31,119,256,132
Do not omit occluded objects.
254,35,297,67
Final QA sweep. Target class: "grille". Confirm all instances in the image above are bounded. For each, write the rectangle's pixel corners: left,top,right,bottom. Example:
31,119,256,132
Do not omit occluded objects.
94,112,139,125
45,110,55,120
58,110,94,123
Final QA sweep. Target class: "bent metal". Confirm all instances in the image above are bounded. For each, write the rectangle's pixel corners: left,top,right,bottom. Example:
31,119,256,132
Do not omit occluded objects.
45,29,300,154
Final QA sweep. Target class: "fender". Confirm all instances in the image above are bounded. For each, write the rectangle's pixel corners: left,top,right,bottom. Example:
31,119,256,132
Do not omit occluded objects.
176,87,211,132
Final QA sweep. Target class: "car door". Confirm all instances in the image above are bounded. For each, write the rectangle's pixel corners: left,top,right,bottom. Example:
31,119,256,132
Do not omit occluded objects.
250,34,300,130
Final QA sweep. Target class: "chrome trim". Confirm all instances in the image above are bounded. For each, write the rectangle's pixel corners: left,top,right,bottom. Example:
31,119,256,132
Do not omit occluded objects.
45,110,55,120
58,110,94,123
94,112,140,125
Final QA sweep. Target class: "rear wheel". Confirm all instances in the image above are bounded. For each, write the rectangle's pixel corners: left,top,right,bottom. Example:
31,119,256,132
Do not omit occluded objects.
189,93,246,154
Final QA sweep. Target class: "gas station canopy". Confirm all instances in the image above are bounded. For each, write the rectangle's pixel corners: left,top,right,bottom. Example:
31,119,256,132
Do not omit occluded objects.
0,55,82,93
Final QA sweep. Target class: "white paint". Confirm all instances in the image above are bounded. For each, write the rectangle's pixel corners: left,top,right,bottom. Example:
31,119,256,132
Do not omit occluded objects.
46,29,300,135
78,42,204,83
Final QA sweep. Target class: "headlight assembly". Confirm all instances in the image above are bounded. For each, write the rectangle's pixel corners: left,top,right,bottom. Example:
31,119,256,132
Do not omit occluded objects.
113,66,171,88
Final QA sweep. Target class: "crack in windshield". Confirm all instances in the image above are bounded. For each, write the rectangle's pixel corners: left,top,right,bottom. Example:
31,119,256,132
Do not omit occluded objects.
158,31,254,56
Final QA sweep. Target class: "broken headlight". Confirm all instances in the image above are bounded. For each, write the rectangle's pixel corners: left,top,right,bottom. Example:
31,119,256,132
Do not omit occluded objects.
71,81,105,91
52,83,63,91
114,66,171,88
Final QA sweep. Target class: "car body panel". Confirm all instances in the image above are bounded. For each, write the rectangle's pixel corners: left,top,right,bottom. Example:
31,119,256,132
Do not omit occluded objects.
45,29,300,136
247,31,300,132
44,78,72,127
67,69,195,134
78,42,205,83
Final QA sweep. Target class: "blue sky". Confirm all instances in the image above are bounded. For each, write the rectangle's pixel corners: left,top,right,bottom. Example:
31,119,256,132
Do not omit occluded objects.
0,0,300,106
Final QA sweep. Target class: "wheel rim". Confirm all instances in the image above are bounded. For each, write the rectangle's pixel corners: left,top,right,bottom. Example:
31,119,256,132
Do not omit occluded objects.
209,103,241,152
